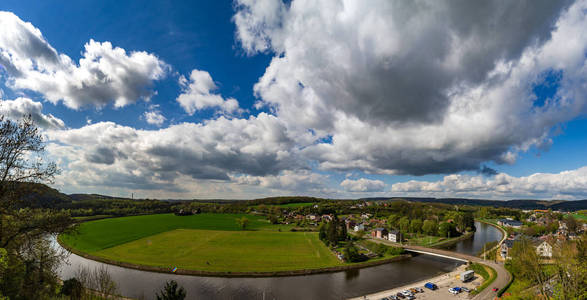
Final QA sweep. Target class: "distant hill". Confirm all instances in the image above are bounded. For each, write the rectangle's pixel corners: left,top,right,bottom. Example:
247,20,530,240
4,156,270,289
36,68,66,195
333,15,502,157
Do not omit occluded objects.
360,197,587,211
15,182,72,208
68,193,127,201
10,183,587,211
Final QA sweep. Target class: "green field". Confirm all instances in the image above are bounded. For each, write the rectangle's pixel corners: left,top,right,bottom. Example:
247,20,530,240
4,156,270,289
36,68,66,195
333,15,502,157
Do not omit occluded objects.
275,202,316,208
60,213,342,272
95,229,341,272
60,213,289,252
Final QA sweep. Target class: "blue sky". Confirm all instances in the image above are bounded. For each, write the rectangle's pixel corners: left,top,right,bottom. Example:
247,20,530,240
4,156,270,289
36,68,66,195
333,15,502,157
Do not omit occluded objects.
1,0,586,200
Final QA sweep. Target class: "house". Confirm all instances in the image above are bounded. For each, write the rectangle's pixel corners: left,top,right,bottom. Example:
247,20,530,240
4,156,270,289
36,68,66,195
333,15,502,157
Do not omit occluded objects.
345,219,356,230
306,214,319,221
536,241,553,258
500,238,518,259
498,219,523,228
361,213,372,219
354,223,365,232
372,228,388,239
322,214,333,222
388,230,401,243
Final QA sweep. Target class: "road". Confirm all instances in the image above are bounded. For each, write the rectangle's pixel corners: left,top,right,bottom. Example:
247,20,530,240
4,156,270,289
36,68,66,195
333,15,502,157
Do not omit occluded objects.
365,238,511,300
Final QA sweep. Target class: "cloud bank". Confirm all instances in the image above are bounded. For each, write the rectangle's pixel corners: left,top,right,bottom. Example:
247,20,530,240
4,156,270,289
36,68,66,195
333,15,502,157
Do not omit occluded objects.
235,0,586,177
391,167,587,200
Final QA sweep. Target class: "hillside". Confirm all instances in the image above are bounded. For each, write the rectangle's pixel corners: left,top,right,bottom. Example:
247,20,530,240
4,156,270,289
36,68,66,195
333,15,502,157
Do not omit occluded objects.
360,197,587,211
10,183,587,211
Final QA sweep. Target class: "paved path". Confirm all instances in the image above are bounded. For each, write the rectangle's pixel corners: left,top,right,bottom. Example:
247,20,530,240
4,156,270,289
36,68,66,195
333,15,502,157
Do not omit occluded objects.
365,238,511,300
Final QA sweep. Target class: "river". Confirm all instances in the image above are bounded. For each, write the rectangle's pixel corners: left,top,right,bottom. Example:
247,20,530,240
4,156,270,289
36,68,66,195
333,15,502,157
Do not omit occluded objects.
55,221,502,299
444,221,503,256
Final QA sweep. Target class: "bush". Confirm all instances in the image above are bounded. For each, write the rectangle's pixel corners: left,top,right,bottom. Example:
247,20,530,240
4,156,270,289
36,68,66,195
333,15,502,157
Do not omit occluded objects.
61,278,83,300
156,280,187,300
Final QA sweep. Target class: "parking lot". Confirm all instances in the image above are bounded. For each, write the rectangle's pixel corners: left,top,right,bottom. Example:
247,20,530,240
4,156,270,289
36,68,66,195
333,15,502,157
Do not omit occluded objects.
350,265,486,300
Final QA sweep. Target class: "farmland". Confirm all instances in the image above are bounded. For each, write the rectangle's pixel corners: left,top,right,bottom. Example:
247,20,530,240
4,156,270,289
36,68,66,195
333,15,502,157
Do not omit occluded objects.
59,213,342,273
95,229,342,272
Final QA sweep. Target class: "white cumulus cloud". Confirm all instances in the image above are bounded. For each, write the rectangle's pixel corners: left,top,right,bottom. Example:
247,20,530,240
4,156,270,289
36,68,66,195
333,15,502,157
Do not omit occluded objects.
341,178,386,192
0,97,65,129
391,167,587,200
143,105,166,126
235,0,587,177
177,69,240,115
0,11,169,109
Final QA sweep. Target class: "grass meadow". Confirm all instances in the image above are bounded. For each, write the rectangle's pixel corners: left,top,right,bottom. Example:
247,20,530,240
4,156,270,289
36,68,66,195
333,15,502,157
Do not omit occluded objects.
60,213,342,272
61,213,284,252
95,229,342,272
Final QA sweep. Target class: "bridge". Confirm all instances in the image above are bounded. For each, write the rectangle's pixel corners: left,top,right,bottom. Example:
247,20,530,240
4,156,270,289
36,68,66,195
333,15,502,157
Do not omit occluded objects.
365,238,511,300
404,248,468,263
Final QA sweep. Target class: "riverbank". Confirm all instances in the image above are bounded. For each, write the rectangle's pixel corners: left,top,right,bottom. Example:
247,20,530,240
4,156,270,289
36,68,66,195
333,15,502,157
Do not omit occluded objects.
476,219,508,260
57,234,412,277
430,231,475,248
348,264,483,300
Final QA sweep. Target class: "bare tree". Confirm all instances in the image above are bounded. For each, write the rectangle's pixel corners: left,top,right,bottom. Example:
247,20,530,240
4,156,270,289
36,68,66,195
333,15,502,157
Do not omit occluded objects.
0,115,63,246
0,115,72,298
510,237,550,298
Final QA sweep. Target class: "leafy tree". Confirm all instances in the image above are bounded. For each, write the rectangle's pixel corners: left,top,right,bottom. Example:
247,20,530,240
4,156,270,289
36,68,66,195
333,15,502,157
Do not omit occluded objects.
438,222,456,238
564,215,578,233
318,222,327,241
0,115,72,299
510,237,549,298
343,242,366,262
398,217,410,233
374,243,388,257
462,212,475,231
156,280,187,300
235,217,249,230
410,219,422,234
61,278,83,300
269,215,279,224
327,218,338,246
422,220,437,236
387,214,399,228
339,220,348,241
551,235,586,299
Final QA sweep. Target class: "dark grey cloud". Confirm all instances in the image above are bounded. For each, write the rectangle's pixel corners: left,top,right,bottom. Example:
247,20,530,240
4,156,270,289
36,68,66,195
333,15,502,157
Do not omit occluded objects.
237,0,587,176
47,113,305,190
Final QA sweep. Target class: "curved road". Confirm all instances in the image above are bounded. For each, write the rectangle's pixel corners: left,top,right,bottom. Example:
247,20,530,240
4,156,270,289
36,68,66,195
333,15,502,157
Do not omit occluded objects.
366,239,511,300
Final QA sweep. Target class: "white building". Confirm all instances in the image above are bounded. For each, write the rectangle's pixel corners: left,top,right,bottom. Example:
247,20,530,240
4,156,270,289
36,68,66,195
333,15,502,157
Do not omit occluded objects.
388,230,401,243
354,224,365,232
536,241,553,258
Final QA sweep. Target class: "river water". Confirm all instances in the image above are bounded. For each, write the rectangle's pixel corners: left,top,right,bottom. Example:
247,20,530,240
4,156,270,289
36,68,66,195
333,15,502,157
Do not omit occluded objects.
55,221,501,299
444,221,503,256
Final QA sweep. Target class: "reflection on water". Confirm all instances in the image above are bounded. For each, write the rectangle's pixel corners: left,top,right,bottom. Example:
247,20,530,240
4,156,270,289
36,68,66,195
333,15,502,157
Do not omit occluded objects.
444,221,503,256
54,221,501,300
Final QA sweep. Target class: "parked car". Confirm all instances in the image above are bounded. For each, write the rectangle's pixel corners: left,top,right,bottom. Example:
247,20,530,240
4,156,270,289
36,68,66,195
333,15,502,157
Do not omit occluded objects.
389,296,399,300
461,287,470,293
424,282,437,290
401,290,412,297
492,287,499,292
410,288,418,294
406,295,415,300
449,287,462,294
396,292,405,298
415,287,424,293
